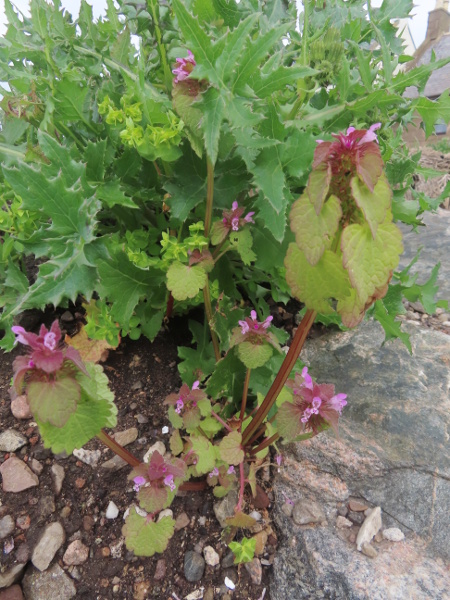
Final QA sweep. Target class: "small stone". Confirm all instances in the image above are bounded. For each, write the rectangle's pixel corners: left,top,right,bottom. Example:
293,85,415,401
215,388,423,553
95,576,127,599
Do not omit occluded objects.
0,584,24,600
75,478,86,489
281,502,294,518
214,489,239,528
28,458,43,475
3,537,14,555
15,543,31,563
253,529,268,556
224,576,235,590
204,545,220,566
382,527,405,542
154,558,166,580
63,540,89,565
185,589,204,600
101,546,111,557
157,509,173,521
61,311,74,322
249,510,262,521
16,515,31,530
0,564,26,589
175,512,190,531
244,558,262,585
105,501,120,519
361,542,378,558
356,506,382,551
112,427,138,446
51,464,65,495
22,563,76,599
0,456,39,492
221,552,235,569
133,580,151,600
202,588,214,600
143,441,166,463
82,515,95,531
184,550,206,582
0,515,14,539
60,506,71,519
11,395,32,420
336,516,353,529
38,493,55,519
292,500,326,526
348,499,369,512
73,448,101,467
348,510,365,525
101,455,128,471
109,539,124,559
136,414,149,424
131,380,143,391
161,426,169,434
31,521,65,571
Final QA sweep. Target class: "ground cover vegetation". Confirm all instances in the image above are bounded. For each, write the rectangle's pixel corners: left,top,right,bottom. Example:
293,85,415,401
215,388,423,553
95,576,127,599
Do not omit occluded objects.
1,0,449,558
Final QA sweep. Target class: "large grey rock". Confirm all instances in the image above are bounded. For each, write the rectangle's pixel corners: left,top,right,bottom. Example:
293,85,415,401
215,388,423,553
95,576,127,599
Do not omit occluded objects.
31,522,65,571
0,430,28,452
272,320,450,600
22,563,76,599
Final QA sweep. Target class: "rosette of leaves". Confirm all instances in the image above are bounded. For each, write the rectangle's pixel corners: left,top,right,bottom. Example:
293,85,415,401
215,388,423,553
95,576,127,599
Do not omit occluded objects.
229,311,281,369
164,381,212,431
285,125,403,328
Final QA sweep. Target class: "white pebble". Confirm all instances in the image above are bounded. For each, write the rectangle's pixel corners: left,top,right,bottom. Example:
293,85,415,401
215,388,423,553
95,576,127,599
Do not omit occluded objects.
382,527,405,542
249,510,262,521
143,441,166,463
224,577,235,590
162,426,169,434
157,509,173,521
203,545,220,566
105,501,120,519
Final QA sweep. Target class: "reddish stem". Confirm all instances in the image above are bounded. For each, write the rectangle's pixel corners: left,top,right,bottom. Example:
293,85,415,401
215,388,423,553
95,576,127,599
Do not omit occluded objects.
165,292,174,320
96,429,140,467
239,369,251,428
236,461,246,512
211,409,233,432
179,481,207,491
250,433,279,456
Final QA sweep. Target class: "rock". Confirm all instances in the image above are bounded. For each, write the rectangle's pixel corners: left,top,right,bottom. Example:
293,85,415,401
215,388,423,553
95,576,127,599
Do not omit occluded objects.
244,558,262,585
28,459,43,475
184,550,205,582
0,456,39,492
105,501,119,519
16,515,31,530
175,512,190,531
336,516,353,529
213,488,239,527
133,580,151,600
136,414,148,424
203,588,214,600
63,540,89,565
356,507,382,551
382,527,405,542
112,427,138,446
72,448,101,467
0,516,14,539
22,563,76,599
143,441,166,463
15,543,30,563
203,545,220,567
31,521,65,571
0,584,24,599
361,542,378,558
154,558,166,580
221,552,235,569
253,529,268,555
101,455,127,471
292,500,326,526
51,464,65,496
348,499,369,512
10,395,32,419
347,510,365,525
0,430,28,452
37,494,55,519
281,502,294,518
157,509,173,521
0,564,26,589
249,510,262,521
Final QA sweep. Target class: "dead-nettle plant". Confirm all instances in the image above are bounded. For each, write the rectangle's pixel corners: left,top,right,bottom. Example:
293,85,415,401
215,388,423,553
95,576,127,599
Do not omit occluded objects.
3,0,450,558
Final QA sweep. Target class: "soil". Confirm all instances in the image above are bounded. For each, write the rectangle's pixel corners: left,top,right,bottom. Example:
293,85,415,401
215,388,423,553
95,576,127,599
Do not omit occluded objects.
0,300,448,600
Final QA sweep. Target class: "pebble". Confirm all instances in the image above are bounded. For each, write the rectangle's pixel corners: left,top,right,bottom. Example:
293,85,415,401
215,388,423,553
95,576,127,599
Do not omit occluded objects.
203,545,220,566
11,395,32,419
101,455,127,471
0,456,39,492
112,427,138,446
60,506,71,519
0,564,26,589
105,501,120,519
361,542,378,558
133,581,151,600
136,414,149,424
253,529,268,556
213,489,239,527
281,502,294,518
28,458,43,475
244,558,262,585
348,499,369,512
16,515,31,530
109,539,124,559
185,589,204,600
0,515,14,539
184,550,206,582
175,512,190,531
203,588,214,600
31,521,65,571
0,430,28,452
154,558,166,580
22,563,76,599
336,516,353,529
73,448,102,467
292,500,326,526
161,426,169,434
0,583,24,599
382,527,405,542
38,494,55,519
157,508,173,521
51,464,65,495
143,441,166,463
82,515,95,531
63,540,89,565
221,552,235,569
15,543,31,563
356,506,382,551
3,538,14,554
224,576,235,590
249,510,262,521
347,510,365,525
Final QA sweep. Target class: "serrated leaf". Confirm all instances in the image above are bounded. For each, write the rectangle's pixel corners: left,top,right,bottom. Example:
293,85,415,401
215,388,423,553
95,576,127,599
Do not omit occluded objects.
123,510,175,557
229,537,256,563
216,14,259,82
96,181,138,209
415,90,450,138
401,263,442,314
290,193,341,265
206,348,246,399
219,431,244,465
350,175,391,238
373,300,411,352
200,87,226,164
28,377,80,427
229,228,256,266
226,511,257,529
389,57,450,94
191,435,216,474
138,484,172,514
166,261,207,301
170,429,184,456
341,219,403,304
252,65,317,98
237,341,273,369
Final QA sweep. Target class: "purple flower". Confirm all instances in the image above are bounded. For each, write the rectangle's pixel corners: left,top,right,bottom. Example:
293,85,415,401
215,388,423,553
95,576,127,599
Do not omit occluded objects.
238,310,273,336
208,467,219,479
164,474,176,492
275,454,283,467
175,398,184,414
222,201,255,233
133,475,146,492
172,50,196,84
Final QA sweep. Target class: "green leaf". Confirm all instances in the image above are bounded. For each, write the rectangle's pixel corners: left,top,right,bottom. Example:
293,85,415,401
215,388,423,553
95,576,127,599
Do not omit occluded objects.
251,65,317,98
191,435,216,474
389,57,450,94
54,76,94,129
28,378,80,427
290,193,341,265
123,511,175,557
341,219,403,304
229,537,256,564
166,261,207,301
237,341,273,369
206,348,246,399
225,511,257,529
219,431,244,465
373,301,412,353
200,87,226,164
215,14,259,82
111,26,131,64
228,228,256,266
376,0,413,22
401,263,443,314
349,90,403,115
350,175,391,238
415,91,450,138
36,363,117,454
96,181,138,209
170,429,184,456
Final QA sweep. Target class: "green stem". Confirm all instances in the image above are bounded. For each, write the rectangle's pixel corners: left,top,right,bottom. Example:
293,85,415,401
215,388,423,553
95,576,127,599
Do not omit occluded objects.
148,0,172,91
203,280,221,362
239,369,251,427
242,309,316,446
301,0,311,67
204,158,214,237
97,429,140,467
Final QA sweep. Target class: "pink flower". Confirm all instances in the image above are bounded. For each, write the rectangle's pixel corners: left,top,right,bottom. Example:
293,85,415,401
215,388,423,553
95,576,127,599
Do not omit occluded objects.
172,50,196,84
222,201,255,233
209,467,219,479
275,454,283,467
238,310,273,336
227,466,235,475
130,451,186,494
133,475,146,492
164,474,176,492
165,381,205,417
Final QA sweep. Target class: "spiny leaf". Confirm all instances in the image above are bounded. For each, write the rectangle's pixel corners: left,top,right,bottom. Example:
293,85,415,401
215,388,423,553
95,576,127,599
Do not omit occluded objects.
123,510,175,557
200,87,226,164
215,14,259,82
373,300,412,353
252,65,317,98
415,90,450,138
219,431,244,465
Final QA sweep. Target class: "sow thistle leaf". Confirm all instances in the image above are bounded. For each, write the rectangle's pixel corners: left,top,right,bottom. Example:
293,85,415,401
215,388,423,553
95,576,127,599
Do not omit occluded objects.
237,341,273,370
28,378,80,427
290,193,341,266
200,87,226,165
123,510,175,557
219,431,244,465
225,511,257,529
341,219,403,305
373,300,412,353
415,90,450,138
251,65,317,98
350,175,391,238
229,229,256,266
167,261,207,301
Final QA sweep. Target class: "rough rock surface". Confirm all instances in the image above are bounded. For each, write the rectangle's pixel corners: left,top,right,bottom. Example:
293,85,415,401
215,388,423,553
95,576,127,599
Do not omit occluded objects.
31,522,65,571
0,456,39,492
272,320,450,600
0,430,28,452
22,563,76,600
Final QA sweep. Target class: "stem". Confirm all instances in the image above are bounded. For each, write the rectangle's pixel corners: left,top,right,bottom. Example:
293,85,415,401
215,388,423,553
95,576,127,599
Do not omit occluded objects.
236,462,246,512
242,309,316,446
203,280,221,362
250,433,279,456
247,423,267,447
97,430,140,467
211,410,233,432
204,158,214,237
301,0,311,67
165,292,174,320
239,369,251,426
148,0,172,91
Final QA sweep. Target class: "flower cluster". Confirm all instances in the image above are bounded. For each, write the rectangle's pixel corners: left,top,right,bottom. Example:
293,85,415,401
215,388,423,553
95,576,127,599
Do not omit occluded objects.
165,381,204,415
172,50,196,84
210,201,255,246
238,310,273,336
